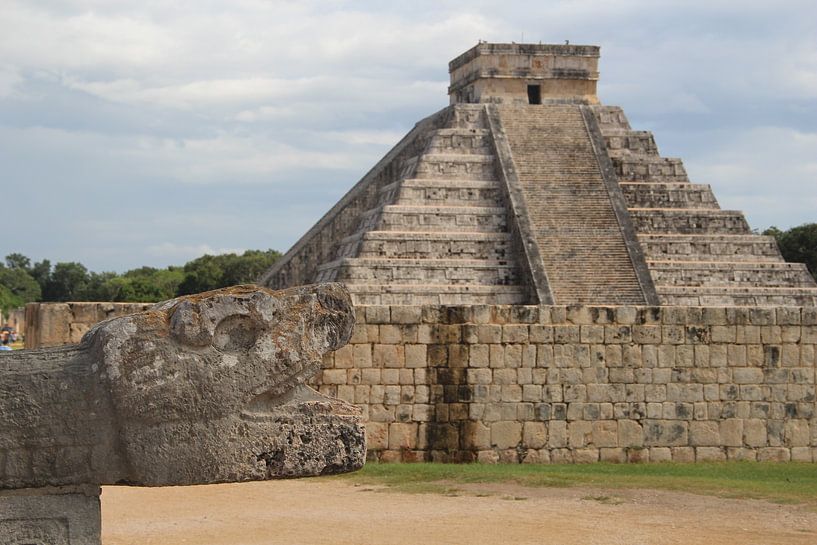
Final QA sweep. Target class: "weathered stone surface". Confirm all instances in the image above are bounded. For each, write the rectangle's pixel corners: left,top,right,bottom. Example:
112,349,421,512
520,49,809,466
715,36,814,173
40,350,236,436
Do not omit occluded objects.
323,302,817,463
0,283,365,489
0,485,100,545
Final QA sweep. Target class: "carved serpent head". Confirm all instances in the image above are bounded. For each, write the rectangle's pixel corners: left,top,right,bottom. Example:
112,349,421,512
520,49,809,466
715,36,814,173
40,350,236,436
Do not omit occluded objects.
81,283,364,485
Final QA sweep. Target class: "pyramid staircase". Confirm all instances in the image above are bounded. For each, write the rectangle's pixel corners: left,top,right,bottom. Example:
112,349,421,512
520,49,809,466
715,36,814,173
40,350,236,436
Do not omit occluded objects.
494,104,653,304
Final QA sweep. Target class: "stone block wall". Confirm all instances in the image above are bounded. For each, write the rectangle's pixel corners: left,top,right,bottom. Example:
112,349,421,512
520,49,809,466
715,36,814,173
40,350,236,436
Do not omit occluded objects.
315,304,817,463
24,302,153,349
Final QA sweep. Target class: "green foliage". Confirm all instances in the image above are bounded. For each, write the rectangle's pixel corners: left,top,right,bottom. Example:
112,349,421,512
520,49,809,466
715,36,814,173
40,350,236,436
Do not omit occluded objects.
0,266,41,302
43,262,89,302
177,249,281,295
0,249,281,308
763,223,817,280
0,284,23,314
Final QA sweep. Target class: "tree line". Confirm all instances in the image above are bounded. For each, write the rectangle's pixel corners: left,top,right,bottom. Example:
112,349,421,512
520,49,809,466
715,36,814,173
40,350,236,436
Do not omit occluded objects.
0,249,281,312
762,223,817,281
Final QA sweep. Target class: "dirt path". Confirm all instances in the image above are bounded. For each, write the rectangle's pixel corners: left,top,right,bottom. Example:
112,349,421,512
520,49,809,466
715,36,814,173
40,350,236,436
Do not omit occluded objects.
102,478,817,545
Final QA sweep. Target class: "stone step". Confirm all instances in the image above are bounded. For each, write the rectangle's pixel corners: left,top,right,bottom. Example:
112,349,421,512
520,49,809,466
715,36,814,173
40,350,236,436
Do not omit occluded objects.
331,257,520,285
355,231,516,260
604,130,659,157
630,209,751,234
346,283,529,305
497,103,647,305
638,234,783,262
657,286,817,306
426,128,493,155
648,261,817,288
613,156,689,183
378,205,508,232
414,154,496,180
620,182,719,209
380,178,504,207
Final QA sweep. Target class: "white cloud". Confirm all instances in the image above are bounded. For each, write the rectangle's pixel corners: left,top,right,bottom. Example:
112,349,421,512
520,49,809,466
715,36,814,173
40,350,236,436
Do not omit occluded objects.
146,243,245,260
687,126,817,229
0,67,23,98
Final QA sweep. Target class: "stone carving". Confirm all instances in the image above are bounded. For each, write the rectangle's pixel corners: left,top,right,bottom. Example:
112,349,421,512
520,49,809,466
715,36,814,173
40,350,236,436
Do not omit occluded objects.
0,283,365,490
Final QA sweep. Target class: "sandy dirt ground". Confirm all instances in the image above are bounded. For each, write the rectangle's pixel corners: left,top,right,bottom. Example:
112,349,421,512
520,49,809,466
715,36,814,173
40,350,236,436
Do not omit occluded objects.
102,478,817,545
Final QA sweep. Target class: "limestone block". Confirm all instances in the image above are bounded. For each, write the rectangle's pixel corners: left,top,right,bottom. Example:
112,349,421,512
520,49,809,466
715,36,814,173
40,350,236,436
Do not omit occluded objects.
491,421,522,449
503,324,529,343
581,325,605,343
353,344,373,368
523,422,548,449
689,421,719,446
644,420,688,446
554,325,580,343
462,421,492,449
568,421,593,448
373,344,405,368
617,420,643,447
381,369,400,385
366,422,389,450
388,423,417,449
477,450,500,464
574,448,600,463
757,447,791,462
791,447,813,462
649,447,672,462
598,447,625,463
413,404,432,422
784,420,811,447
549,448,574,463
591,421,618,447
633,325,662,344
390,306,422,324
695,447,726,461
365,306,391,324
529,325,554,343
0,486,100,545
548,421,568,448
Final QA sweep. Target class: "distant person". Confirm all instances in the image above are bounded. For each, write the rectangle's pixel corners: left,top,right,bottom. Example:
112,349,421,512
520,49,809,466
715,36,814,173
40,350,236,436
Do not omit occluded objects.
0,336,12,351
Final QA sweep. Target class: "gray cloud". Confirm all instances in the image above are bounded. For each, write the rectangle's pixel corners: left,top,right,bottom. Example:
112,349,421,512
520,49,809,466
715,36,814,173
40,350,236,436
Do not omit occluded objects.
1,0,815,271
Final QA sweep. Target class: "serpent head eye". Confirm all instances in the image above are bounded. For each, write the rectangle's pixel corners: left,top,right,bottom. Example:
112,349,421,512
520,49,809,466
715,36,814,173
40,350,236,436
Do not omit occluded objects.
213,314,261,353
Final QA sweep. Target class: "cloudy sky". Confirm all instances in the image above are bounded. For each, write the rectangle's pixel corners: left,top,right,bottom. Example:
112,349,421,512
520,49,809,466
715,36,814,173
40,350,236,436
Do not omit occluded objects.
1,0,816,272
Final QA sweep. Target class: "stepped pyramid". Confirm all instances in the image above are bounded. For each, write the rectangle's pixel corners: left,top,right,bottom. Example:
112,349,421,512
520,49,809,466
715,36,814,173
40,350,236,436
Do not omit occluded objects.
261,43,817,306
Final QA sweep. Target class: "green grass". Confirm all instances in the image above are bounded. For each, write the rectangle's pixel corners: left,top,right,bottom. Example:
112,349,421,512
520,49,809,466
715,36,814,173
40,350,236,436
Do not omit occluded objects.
337,462,817,506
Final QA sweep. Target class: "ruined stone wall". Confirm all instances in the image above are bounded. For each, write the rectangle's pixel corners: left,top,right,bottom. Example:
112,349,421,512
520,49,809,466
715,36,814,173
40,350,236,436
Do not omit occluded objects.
316,304,817,463
2,307,25,337
24,302,153,349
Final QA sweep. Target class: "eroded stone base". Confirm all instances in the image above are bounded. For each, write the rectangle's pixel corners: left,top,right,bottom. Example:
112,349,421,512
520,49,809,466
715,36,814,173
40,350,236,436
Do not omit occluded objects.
0,485,100,545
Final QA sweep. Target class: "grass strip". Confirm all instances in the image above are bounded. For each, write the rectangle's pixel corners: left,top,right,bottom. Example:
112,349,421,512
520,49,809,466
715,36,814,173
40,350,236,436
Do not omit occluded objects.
337,462,817,506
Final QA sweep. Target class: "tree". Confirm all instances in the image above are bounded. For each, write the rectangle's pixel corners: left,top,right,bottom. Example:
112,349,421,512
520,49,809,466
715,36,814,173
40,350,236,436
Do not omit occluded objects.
763,223,817,281
5,253,31,271
177,249,280,295
43,262,89,302
29,259,52,294
0,264,41,309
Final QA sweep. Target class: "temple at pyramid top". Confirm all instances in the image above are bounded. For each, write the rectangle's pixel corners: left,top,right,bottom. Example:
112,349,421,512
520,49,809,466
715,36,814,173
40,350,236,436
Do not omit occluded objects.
260,43,817,306
448,42,600,105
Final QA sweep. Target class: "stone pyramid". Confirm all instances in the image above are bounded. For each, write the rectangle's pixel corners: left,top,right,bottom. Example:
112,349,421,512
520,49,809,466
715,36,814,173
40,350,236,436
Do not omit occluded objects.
260,43,817,306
